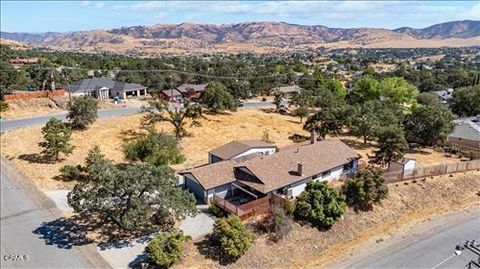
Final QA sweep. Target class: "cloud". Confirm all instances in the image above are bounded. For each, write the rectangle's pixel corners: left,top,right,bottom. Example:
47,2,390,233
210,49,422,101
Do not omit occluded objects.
80,1,90,7
94,2,105,9
155,12,168,20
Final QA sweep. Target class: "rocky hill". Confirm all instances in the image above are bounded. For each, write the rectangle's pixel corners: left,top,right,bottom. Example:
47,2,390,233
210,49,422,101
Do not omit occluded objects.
2,20,479,54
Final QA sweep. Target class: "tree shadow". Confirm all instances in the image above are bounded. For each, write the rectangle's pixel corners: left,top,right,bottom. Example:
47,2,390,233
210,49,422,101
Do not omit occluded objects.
128,253,148,269
194,235,236,266
339,138,375,151
288,133,309,143
18,153,55,164
32,217,93,249
119,128,147,142
33,214,153,251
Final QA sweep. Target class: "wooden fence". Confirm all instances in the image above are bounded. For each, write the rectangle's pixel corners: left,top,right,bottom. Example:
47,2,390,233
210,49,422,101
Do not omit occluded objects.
384,160,480,182
213,194,272,220
4,89,65,101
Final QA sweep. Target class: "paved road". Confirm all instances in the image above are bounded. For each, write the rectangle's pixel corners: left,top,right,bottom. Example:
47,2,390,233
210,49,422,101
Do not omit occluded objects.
0,159,108,268
361,215,480,269
0,101,273,132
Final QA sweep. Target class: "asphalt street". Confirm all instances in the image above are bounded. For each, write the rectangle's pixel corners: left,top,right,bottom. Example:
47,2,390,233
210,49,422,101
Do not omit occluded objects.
0,101,273,132
361,215,480,269
0,159,102,268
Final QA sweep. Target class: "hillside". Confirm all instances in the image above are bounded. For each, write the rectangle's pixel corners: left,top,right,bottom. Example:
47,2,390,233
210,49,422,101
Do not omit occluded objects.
1,20,479,54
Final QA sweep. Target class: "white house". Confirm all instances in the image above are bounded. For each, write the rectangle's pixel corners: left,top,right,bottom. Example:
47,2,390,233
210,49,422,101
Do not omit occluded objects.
69,78,147,99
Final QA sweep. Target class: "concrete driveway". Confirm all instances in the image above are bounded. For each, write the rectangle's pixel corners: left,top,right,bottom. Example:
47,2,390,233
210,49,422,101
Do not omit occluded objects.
43,190,215,268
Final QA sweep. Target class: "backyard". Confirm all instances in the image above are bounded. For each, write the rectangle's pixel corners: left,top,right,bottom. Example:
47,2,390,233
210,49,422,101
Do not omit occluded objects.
0,108,466,190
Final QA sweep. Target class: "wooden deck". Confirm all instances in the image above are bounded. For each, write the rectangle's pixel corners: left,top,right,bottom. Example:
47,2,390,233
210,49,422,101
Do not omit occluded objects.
213,194,272,220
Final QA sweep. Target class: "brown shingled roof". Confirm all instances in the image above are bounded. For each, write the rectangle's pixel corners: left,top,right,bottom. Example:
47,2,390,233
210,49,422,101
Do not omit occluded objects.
180,154,261,190
241,140,360,193
208,140,277,160
181,140,359,192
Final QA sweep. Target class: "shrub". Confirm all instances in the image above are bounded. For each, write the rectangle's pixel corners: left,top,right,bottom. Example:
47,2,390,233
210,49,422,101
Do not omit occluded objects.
270,207,294,242
0,101,8,115
207,202,228,218
146,231,191,268
294,181,346,228
59,165,82,181
212,215,255,260
344,166,388,211
283,198,295,218
123,129,185,167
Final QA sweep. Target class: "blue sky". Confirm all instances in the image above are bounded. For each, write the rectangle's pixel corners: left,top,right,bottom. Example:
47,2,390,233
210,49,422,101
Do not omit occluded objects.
1,1,479,33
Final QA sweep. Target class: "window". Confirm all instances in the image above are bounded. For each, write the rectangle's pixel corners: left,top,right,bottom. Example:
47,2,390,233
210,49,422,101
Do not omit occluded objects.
322,170,331,177
343,161,354,171
312,174,318,179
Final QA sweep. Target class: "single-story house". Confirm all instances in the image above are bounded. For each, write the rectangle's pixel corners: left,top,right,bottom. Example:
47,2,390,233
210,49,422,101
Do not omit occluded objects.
160,89,183,102
447,116,480,149
179,137,360,206
273,85,304,95
69,78,147,99
208,140,277,163
176,83,207,100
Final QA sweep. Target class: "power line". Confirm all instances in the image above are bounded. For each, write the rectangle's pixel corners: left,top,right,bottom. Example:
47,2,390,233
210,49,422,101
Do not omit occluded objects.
3,65,290,80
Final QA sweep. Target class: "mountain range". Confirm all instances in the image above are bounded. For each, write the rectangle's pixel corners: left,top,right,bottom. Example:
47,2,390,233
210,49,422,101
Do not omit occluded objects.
1,20,479,54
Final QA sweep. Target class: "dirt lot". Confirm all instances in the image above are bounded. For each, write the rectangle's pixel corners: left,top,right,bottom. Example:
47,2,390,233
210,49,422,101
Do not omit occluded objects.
1,96,143,120
1,108,467,190
0,109,308,190
176,171,480,268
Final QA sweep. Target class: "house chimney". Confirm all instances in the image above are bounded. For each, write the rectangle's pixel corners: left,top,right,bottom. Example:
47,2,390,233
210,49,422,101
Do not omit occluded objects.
297,162,305,176
310,130,317,144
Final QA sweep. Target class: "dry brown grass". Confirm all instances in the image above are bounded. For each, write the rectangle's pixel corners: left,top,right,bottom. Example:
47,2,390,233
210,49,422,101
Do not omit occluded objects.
1,96,122,120
1,108,466,190
0,109,308,190
176,171,480,269
333,134,464,166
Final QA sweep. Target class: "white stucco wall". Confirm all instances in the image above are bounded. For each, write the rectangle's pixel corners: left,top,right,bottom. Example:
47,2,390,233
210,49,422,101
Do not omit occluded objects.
286,164,345,198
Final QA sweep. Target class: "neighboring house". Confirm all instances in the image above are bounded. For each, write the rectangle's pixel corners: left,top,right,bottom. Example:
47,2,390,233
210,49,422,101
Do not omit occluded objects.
273,85,304,96
69,78,147,99
208,140,277,163
10,57,39,69
447,117,480,149
176,83,207,100
179,138,360,206
434,88,454,104
160,89,183,102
